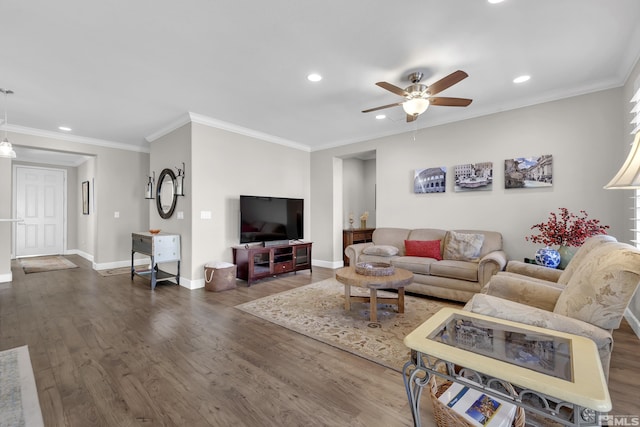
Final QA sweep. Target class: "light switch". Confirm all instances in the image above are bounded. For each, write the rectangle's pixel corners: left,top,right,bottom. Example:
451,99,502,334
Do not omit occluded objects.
177,211,184,219
114,211,120,218
200,211,212,219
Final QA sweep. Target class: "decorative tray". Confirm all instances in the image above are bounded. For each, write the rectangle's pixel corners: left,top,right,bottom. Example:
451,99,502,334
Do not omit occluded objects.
355,262,395,276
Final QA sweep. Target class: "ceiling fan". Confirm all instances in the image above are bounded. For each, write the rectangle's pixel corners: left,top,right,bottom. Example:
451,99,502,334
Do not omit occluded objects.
362,70,473,122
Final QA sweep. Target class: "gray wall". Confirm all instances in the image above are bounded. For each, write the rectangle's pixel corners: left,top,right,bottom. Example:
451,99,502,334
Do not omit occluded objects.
148,121,311,288
311,88,627,266
342,158,374,229
2,132,149,269
0,157,11,281
77,157,97,259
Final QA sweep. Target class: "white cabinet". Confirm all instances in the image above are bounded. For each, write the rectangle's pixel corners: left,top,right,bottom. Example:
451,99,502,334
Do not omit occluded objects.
131,232,181,289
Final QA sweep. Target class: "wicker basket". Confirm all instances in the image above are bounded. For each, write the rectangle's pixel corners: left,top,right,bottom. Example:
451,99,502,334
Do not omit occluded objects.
354,262,395,276
429,376,525,427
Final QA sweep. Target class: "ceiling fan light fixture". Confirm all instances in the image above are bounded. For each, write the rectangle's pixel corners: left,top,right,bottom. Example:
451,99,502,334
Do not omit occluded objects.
0,138,16,158
0,88,16,159
402,98,430,116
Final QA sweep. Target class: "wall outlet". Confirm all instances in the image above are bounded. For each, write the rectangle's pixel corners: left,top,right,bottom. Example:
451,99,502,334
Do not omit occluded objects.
114,211,120,218
200,211,212,219
177,211,184,219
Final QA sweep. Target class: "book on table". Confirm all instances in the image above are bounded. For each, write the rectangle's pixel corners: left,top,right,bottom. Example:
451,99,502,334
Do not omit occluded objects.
437,380,517,427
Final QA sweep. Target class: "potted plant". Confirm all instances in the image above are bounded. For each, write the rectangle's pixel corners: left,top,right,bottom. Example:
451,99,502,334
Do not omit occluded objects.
526,208,610,268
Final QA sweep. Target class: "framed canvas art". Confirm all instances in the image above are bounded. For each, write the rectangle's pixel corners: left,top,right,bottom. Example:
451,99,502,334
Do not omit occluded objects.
453,162,493,192
414,167,446,193
504,155,553,189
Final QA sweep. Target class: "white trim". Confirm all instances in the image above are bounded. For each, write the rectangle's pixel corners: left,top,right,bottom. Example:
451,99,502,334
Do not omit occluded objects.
2,124,150,153
179,277,203,290
0,272,12,283
66,249,93,263
624,307,640,339
144,113,192,142
312,259,342,269
146,112,310,152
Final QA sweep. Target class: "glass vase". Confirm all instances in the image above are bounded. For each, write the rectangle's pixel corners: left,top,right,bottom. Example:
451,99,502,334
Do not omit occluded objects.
558,245,577,269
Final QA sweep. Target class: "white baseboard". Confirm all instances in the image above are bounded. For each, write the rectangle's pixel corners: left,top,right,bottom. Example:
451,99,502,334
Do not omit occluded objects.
0,272,12,283
312,259,343,269
179,278,204,290
66,249,93,263
624,308,640,339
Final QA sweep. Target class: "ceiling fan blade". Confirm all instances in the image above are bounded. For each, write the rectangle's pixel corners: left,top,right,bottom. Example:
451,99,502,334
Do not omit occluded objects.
429,97,473,107
376,81,409,97
362,102,403,113
427,70,468,96
406,113,418,123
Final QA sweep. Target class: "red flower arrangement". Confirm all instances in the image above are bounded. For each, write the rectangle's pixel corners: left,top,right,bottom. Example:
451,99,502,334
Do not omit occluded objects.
526,208,610,247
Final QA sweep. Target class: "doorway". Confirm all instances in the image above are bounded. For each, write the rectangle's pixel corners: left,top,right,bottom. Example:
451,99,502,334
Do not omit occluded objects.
13,165,66,257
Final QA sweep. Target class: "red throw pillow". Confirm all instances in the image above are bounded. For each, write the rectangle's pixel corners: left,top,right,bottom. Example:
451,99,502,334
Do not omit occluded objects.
404,240,442,260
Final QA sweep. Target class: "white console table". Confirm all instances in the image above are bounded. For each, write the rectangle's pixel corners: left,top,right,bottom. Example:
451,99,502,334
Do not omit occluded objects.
131,232,180,290
403,308,611,426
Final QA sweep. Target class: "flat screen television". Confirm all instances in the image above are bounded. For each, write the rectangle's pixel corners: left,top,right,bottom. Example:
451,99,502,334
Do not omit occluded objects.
239,195,304,244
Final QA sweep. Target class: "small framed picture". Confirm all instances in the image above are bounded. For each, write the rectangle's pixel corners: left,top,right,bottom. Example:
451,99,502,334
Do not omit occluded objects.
82,181,90,215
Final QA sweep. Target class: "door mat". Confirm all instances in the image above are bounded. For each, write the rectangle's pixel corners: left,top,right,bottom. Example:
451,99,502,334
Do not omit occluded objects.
20,256,78,274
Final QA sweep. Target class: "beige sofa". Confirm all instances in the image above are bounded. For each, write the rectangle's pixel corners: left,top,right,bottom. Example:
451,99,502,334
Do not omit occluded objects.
344,227,508,302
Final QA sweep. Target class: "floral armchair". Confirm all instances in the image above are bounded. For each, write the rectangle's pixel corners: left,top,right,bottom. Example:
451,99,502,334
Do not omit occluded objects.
464,238,640,380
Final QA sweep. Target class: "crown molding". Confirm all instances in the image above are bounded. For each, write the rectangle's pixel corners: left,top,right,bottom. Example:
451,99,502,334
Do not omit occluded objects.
1,124,150,153
146,112,310,153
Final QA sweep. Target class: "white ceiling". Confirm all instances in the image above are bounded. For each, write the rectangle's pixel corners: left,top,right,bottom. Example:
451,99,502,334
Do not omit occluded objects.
1,0,640,155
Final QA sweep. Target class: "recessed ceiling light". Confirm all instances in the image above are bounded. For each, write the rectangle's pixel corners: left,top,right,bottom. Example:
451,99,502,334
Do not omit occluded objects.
307,73,322,82
58,126,72,131
375,114,386,120
513,75,531,84
488,0,505,4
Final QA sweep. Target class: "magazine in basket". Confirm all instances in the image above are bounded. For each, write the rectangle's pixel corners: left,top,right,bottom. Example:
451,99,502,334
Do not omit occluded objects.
437,381,517,427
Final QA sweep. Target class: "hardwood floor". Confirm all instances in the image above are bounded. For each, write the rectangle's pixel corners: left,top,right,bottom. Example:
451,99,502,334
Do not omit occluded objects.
1,255,638,426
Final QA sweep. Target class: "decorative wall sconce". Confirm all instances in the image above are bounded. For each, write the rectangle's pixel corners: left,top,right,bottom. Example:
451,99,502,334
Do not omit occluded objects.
145,171,155,199
175,162,185,196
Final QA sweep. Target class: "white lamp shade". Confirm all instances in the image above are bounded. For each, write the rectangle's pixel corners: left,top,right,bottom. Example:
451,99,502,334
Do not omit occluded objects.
605,132,640,189
0,139,16,159
402,98,430,116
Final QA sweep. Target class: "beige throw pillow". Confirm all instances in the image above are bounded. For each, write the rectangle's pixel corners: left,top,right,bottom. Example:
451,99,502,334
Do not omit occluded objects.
362,245,399,257
443,231,485,262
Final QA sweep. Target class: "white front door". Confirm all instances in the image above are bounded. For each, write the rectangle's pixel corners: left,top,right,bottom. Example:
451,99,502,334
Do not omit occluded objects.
15,166,66,257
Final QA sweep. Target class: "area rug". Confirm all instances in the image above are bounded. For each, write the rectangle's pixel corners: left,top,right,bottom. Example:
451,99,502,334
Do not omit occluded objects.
235,278,458,372
20,256,77,274
0,346,44,427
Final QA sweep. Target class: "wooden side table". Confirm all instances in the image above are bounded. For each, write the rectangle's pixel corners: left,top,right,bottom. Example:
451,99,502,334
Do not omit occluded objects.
342,228,375,265
403,308,611,426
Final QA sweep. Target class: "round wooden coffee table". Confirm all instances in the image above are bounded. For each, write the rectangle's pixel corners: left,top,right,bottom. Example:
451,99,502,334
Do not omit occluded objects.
335,266,414,322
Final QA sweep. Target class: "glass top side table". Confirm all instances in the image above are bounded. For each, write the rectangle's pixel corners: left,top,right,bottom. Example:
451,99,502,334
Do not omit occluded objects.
403,307,611,426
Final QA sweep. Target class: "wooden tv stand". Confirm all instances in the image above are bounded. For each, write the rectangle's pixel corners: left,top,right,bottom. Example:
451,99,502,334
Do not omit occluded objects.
232,241,312,285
